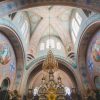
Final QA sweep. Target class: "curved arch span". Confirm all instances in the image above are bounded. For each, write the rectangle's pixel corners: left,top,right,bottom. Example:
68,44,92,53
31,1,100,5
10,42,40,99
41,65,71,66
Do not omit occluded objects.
20,56,83,94
0,25,25,89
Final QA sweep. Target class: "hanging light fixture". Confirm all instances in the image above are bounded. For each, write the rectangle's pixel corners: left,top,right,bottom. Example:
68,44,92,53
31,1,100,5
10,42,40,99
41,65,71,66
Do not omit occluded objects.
42,7,58,72
38,7,65,100
42,50,58,72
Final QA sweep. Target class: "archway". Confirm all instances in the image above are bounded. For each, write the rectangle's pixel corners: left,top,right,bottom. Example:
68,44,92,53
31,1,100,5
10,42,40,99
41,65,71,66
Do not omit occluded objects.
0,25,25,89
77,15,100,90
94,76,100,90
23,56,82,95
1,78,10,90
29,70,76,89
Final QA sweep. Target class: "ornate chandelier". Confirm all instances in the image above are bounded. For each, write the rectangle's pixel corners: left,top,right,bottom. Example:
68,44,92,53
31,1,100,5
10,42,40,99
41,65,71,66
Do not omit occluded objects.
42,50,58,72
41,7,59,72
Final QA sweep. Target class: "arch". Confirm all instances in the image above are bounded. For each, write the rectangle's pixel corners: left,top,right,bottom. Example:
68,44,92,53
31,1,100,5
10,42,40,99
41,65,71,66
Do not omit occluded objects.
29,70,76,90
20,56,83,94
27,62,78,92
0,25,25,89
77,15,100,90
94,76,100,90
1,78,10,90
67,52,75,58
0,0,100,18
27,54,34,61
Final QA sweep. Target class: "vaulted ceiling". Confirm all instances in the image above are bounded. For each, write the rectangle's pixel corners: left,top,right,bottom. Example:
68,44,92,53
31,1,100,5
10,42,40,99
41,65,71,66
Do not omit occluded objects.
0,0,99,17
26,6,74,56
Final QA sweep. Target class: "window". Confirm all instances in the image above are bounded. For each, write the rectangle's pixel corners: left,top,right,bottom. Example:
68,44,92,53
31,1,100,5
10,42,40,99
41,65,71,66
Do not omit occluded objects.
8,12,17,20
46,39,55,49
40,43,45,50
71,12,82,44
71,31,76,44
72,18,79,37
39,37,64,53
76,13,82,25
71,12,82,43
95,77,100,89
21,20,28,37
57,42,61,50
83,9,91,17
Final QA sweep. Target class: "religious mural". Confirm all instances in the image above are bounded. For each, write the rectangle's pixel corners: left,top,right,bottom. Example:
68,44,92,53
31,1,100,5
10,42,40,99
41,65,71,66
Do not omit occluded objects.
0,32,16,89
92,39,100,62
0,42,11,65
87,30,100,89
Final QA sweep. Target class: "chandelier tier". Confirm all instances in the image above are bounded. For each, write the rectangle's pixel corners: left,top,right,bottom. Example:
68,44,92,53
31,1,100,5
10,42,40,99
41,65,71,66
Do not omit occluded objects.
42,50,58,72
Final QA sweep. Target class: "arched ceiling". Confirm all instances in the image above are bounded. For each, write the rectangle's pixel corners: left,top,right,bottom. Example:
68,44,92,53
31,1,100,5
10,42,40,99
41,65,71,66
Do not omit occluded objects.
25,6,74,56
0,0,99,58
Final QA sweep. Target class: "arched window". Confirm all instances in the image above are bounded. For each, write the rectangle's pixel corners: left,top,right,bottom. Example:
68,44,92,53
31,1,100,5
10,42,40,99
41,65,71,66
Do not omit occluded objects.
46,39,55,49
71,30,76,44
76,13,82,25
71,12,82,44
1,78,10,90
72,18,79,37
40,43,45,50
21,20,28,37
95,76,100,89
56,42,61,50
38,37,65,56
